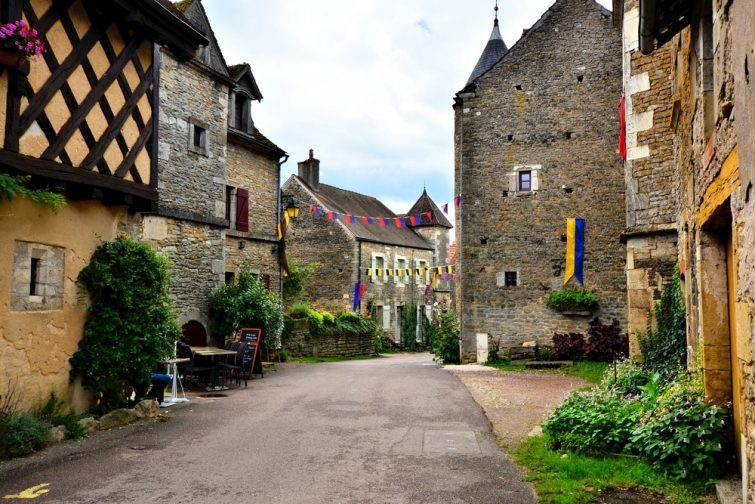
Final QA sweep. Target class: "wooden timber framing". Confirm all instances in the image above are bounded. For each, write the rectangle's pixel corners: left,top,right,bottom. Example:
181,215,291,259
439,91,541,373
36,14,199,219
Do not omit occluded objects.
0,0,206,206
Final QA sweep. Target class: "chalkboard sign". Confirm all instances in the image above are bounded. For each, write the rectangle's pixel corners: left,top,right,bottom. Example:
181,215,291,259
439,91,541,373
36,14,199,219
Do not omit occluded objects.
237,328,263,379
239,328,261,343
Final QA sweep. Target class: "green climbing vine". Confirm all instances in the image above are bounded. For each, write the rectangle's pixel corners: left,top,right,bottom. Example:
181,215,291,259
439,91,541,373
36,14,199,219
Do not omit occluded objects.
0,173,66,212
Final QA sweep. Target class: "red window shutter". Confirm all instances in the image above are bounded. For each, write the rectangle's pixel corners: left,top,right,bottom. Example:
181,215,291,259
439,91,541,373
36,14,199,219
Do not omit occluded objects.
236,188,249,232
263,274,271,290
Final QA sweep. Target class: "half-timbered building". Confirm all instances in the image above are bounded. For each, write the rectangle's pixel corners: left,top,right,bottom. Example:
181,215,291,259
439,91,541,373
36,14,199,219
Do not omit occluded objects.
0,0,206,411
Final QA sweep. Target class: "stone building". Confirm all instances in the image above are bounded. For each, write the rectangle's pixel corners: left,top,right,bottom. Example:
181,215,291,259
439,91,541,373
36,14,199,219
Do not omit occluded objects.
624,0,755,496
223,63,287,293
281,152,450,344
454,0,627,362
0,0,206,410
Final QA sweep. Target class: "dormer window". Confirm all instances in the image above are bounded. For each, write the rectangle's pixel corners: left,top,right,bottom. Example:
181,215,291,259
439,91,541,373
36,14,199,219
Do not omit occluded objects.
232,92,252,133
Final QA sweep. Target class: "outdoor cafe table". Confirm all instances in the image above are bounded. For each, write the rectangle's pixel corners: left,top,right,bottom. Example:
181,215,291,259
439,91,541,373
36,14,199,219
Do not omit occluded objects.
189,346,237,391
159,357,190,407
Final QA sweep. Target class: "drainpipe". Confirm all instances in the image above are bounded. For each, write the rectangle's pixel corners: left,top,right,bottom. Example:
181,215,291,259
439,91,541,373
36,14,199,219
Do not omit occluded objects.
639,0,657,55
277,154,290,298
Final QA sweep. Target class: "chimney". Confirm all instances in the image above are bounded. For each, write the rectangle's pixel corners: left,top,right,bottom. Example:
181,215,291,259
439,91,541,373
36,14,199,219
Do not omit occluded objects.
298,149,320,192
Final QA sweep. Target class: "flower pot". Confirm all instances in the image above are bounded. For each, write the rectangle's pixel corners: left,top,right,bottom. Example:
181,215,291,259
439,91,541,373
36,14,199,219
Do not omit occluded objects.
0,48,22,68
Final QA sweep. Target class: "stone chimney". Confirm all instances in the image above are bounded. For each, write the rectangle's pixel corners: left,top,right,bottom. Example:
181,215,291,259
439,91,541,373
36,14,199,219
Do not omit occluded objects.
298,149,320,192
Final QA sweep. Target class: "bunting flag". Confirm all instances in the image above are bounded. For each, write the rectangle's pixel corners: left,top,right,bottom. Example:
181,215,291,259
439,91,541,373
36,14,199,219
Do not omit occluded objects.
278,209,292,275
442,203,449,214
425,211,433,222
366,268,373,277
362,216,374,225
618,96,627,161
394,217,404,228
409,215,418,226
379,217,388,227
346,214,356,224
454,196,461,208
385,268,393,277
564,217,585,285
313,205,322,218
362,266,457,281
352,282,366,311
328,211,338,221
406,268,413,277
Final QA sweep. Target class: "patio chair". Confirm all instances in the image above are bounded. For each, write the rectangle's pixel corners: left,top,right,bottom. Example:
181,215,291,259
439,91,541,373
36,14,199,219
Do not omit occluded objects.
217,341,243,386
176,341,212,385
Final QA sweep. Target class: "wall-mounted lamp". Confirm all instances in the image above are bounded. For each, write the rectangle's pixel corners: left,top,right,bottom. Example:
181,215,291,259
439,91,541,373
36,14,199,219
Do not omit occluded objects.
282,194,300,219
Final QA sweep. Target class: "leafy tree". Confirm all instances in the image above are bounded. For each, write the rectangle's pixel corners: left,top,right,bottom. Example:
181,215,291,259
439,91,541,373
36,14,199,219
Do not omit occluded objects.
282,259,317,308
70,236,180,414
209,267,284,350
430,309,460,364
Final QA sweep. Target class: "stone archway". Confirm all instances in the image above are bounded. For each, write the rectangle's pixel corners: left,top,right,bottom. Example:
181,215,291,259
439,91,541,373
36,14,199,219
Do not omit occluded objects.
181,320,208,347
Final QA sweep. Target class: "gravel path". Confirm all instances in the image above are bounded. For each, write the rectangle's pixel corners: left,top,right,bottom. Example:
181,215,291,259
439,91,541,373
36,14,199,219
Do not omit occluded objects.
446,364,586,449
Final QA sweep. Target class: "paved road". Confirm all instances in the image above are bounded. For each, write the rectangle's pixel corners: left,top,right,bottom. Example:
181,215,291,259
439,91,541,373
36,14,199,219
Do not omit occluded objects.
0,354,533,503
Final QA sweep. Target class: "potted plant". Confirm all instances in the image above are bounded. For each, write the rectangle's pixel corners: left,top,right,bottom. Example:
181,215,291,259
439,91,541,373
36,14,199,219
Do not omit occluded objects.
0,20,45,68
547,287,599,315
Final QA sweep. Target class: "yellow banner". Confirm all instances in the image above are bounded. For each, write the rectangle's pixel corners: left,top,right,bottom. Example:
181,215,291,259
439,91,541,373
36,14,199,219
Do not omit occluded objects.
564,218,576,284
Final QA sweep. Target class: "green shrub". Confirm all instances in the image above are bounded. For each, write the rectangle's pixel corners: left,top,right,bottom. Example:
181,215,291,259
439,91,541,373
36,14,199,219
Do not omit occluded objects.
374,333,385,354
637,266,687,382
547,287,599,312
288,303,324,334
282,259,317,308
600,359,649,397
543,389,642,454
430,310,460,364
3,413,50,457
209,267,284,350
629,377,731,481
70,236,180,414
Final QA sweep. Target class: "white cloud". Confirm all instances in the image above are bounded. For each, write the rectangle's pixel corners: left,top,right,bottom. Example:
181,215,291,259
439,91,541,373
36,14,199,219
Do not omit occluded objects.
204,0,613,210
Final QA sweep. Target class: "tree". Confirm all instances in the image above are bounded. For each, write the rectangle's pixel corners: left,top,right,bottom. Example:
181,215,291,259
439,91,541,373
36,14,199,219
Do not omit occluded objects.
70,236,180,414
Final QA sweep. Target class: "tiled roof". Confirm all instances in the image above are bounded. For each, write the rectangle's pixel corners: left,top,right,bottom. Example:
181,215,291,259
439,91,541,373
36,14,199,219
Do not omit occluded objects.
404,189,453,229
228,64,247,80
467,20,508,84
296,177,434,250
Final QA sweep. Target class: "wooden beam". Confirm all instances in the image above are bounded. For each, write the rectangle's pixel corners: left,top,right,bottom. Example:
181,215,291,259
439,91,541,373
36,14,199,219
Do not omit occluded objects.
79,67,153,171
0,150,157,200
42,35,143,161
115,117,153,179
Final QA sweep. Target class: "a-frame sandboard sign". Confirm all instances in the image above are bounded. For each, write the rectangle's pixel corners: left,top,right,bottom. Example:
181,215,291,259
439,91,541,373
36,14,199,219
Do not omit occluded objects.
237,328,264,378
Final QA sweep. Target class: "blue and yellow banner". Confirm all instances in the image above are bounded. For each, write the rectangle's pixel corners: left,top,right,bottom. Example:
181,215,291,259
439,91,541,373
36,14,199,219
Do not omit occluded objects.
564,217,585,285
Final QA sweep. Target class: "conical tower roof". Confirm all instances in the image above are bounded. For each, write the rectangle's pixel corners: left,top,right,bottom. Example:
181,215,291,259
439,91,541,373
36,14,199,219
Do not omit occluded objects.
405,189,453,229
467,16,508,84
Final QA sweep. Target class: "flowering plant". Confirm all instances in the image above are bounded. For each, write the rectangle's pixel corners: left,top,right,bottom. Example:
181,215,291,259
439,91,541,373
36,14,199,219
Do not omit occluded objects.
0,20,45,60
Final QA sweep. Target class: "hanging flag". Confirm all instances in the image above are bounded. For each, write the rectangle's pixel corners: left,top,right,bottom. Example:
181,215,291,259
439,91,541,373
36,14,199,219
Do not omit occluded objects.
315,206,322,218
377,269,383,277
327,211,338,221
425,211,432,222
409,215,418,226
442,203,449,214
397,269,403,277
454,196,461,208
452,274,458,281
406,268,413,277
379,217,388,227
352,282,366,311
432,272,438,290
362,216,374,226
346,214,356,224
618,96,627,160
366,268,373,277
564,217,586,285
386,268,393,277
394,217,403,228
447,265,453,273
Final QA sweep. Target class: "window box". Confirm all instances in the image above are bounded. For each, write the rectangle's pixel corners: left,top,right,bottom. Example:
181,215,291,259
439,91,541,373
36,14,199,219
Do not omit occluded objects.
547,287,599,314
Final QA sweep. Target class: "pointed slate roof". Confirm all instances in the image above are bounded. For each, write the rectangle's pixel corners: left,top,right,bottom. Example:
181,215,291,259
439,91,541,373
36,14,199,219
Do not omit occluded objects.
405,189,453,228
467,18,508,84
174,0,230,77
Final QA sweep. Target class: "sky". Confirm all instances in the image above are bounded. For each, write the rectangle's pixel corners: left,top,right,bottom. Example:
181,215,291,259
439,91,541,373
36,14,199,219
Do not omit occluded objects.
203,0,613,216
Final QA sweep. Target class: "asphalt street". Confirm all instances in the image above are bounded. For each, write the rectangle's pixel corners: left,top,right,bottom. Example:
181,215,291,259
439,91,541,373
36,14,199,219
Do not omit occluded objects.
0,353,534,503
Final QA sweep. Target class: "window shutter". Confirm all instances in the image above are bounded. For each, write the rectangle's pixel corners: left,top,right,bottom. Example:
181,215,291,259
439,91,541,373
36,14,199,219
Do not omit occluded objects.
532,170,540,191
236,188,249,232
509,172,517,192
382,304,391,330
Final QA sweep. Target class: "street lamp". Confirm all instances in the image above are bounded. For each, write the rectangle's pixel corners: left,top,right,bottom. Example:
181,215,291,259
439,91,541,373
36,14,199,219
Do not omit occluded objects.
283,194,300,219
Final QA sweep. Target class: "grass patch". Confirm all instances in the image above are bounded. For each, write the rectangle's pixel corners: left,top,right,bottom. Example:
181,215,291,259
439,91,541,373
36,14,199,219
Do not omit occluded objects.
513,436,712,504
561,361,609,384
484,360,526,372
289,354,378,363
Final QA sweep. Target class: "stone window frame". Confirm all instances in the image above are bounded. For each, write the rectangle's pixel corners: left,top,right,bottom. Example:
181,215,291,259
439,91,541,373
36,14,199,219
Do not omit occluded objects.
188,118,209,157
509,165,541,195
394,255,409,285
415,259,430,286
504,271,519,287
12,241,65,312
371,253,386,283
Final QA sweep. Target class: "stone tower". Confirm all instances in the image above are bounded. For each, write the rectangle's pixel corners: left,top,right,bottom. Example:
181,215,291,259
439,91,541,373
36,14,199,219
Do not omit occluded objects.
454,0,627,362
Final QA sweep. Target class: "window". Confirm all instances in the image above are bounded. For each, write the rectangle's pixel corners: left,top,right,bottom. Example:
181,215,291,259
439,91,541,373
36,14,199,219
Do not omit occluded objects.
12,242,64,311
519,171,532,192
188,119,209,156
233,93,252,132
225,271,235,284
225,186,235,223
510,165,541,194
504,271,518,287
395,256,408,284
371,253,385,283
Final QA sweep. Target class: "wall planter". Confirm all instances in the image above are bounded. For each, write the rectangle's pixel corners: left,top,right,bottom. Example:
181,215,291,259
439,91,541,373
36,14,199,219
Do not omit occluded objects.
0,48,22,68
547,287,599,315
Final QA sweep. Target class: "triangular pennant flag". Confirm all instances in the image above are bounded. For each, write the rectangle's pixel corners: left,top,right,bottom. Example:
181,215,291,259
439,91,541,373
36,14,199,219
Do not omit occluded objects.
442,203,449,214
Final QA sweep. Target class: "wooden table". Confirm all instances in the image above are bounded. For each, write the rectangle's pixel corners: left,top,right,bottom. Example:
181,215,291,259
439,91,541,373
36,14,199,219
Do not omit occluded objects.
159,357,191,406
189,347,237,390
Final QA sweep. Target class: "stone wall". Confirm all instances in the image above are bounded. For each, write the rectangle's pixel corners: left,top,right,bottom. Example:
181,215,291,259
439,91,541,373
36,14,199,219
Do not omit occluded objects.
225,237,280,293
282,320,374,358
414,226,452,292
455,0,626,361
